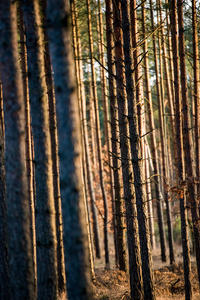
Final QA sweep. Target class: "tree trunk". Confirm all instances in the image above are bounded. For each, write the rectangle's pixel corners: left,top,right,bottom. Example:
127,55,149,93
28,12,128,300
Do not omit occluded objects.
0,83,9,300
39,1,67,293
170,1,193,298
86,0,110,268
156,0,175,265
71,0,101,260
105,0,127,271
17,2,37,289
112,0,143,298
0,1,35,298
121,0,155,298
192,0,200,204
142,1,167,262
46,0,94,298
22,0,58,298
177,0,200,285
97,0,118,265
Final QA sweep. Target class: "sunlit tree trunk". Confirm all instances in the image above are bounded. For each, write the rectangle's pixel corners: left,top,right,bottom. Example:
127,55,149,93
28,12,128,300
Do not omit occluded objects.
105,0,127,271
86,0,110,268
0,1,35,298
71,0,101,260
121,1,155,298
46,0,93,298
156,0,175,265
39,1,67,293
177,0,200,285
0,83,9,300
170,1,193,298
112,0,143,298
17,2,37,288
142,1,167,262
22,0,58,298
192,0,200,203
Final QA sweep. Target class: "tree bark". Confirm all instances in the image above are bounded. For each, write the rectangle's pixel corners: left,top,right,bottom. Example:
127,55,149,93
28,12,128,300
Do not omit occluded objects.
112,0,143,298
22,0,58,298
0,83,9,300
86,0,110,268
142,1,167,262
46,0,94,298
105,0,127,271
170,1,193,298
17,2,37,289
121,0,155,298
177,0,200,285
71,0,101,260
0,1,35,298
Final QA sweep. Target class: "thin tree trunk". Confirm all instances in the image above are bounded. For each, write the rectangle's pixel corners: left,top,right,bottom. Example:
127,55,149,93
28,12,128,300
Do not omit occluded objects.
71,0,101,259
145,139,156,250
112,0,143,298
0,1,35,298
22,1,58,298
86,0,110,268
46,0,94,298
121,0,155,298
192,0,200,203
97,0,118,265
156,0,175,265
105,0,127,271
142,1,167,262
177,0,200,285
17,3,37,289
0,83,9,300
170,1,193,298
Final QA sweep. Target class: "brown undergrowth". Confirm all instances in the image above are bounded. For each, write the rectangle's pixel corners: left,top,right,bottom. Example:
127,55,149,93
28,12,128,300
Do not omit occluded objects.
93,260,199,299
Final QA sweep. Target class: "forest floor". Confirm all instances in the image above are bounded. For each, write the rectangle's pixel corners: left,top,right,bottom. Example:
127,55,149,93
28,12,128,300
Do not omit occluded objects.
93,242,200,299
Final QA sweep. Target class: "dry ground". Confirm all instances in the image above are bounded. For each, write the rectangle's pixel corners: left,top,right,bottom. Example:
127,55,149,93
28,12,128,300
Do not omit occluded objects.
93,245,200,300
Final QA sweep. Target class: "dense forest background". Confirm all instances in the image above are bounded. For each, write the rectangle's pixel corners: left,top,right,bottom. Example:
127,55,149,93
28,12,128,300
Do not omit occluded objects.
0,0,200,299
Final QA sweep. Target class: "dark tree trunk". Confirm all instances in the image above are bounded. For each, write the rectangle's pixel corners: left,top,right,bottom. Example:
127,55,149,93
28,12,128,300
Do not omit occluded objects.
112,0,143,298
17,2,37,289
121,0,155,298
170,1,193,298
0,1,35,299
142,1,167,262
86,0,110,269
22,0,58,298
70,0,101,260
192,0,200,204
105,0,127,271
46,0,93,298
0,83,9,300
177,0,200,286
39,1,67,293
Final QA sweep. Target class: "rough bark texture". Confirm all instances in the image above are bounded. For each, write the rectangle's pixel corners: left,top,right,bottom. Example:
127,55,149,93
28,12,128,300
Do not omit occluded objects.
39,1,66,293
121,0,155,298
105,0,127,271
170,1,193,298
17,2,37,289
0,83,9,300
142,1,167,262
97,0,118,265
156,0,175,265
177,0,200,286
22,0,58,298
86,0,110,268
112,0,143,298
192,0,200,202
0,1,35,299
71,0,101,260
46,0,93,298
